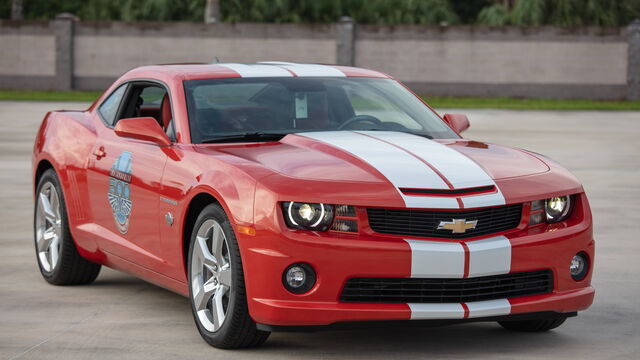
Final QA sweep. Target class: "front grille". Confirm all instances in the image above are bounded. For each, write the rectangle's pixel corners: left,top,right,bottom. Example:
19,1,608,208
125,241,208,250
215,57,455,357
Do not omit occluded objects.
341,270,553,303
367,204,522,239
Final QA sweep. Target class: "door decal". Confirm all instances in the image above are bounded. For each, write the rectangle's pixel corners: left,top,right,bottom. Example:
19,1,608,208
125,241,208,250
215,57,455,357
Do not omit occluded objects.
108,151,133,234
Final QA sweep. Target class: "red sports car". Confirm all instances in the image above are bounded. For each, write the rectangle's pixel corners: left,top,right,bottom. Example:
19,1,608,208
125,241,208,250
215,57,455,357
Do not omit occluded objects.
32,62,594,348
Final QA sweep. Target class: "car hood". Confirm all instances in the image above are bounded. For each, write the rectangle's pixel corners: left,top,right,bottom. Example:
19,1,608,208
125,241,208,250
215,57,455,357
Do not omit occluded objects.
214,131,549,184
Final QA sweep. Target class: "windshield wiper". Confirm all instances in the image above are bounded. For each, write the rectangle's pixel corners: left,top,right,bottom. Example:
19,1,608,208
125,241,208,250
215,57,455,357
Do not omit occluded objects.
201,132,288,144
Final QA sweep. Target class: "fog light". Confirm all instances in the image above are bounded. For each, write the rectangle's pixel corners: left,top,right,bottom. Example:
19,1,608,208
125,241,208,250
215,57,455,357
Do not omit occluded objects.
570,252,589,281
283,263,316,294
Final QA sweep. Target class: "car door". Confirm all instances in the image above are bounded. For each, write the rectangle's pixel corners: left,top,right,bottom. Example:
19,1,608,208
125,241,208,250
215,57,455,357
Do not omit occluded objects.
86,81,170,273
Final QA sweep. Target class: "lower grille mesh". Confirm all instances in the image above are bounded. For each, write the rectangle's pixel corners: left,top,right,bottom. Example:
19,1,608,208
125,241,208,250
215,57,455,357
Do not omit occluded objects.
340,270,553,303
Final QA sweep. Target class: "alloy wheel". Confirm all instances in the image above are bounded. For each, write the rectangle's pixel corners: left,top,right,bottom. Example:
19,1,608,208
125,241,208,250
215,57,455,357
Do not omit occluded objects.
35,182,62,272
191,219,232,332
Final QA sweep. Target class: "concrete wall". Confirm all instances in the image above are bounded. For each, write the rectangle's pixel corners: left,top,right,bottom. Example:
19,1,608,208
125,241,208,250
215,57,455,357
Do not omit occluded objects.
0,18,638,100
357,25,629,99
0,21,56,89
73,21,336,90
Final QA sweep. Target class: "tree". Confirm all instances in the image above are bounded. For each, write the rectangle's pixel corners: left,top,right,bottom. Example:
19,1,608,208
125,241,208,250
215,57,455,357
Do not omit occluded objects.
11,0,23,19
205,0,219,23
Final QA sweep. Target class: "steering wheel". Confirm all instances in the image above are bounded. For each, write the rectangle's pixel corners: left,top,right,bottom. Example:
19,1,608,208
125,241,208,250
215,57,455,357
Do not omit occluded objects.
338,115,383,130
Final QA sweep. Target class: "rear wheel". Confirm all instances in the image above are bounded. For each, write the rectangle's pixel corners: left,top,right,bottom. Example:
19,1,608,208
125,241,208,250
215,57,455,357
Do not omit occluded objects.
498,317,567,332
34,169,101,285
188,203,270,348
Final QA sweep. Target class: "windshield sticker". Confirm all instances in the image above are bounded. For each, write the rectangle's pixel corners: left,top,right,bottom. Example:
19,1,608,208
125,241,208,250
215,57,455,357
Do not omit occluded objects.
295,93,308,119
108,151,133,234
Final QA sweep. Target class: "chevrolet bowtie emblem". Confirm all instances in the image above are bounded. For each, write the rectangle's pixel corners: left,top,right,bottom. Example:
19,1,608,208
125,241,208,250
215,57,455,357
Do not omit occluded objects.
437,219,478,233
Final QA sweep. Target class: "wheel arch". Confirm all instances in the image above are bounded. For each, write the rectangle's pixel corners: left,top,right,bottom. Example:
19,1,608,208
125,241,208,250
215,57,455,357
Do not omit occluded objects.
34,159,55,192
182,192,220,278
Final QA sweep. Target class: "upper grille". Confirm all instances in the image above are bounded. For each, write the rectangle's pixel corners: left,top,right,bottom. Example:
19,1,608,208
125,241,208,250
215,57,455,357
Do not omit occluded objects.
341,270,553,304
367,204,522,239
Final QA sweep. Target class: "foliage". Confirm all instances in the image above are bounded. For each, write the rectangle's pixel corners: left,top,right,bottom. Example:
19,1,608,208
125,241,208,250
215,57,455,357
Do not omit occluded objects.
511,0,546,26
477,3,510,26
1,0,639,26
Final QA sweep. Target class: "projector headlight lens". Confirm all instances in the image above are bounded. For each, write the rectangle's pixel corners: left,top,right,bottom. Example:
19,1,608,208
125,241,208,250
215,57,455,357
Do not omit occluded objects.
545,196,573,223
283,202,334,231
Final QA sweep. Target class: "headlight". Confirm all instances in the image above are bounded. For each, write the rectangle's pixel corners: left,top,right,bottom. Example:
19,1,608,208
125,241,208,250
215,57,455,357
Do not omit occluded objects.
544,195,573,223
282,202,334,231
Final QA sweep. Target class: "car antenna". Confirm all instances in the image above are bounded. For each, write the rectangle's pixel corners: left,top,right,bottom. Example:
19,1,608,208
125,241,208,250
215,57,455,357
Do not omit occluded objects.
214,57,221,63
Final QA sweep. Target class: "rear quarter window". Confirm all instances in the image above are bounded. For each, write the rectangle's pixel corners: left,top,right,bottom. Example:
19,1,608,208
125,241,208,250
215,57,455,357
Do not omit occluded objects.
98,85,127,126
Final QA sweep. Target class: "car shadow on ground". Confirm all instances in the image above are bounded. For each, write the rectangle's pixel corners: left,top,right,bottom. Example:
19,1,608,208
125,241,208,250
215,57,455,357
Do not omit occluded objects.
89,271,576,357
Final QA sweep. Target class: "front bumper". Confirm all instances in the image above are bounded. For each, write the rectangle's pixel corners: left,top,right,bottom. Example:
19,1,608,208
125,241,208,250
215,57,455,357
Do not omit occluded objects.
240,196,595,327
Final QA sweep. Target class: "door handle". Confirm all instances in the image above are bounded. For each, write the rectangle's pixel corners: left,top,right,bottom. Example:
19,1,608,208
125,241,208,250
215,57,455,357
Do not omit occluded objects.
93,147,106,160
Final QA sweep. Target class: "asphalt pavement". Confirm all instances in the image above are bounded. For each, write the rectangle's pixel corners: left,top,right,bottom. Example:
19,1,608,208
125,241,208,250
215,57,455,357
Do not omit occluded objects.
0,101,638,359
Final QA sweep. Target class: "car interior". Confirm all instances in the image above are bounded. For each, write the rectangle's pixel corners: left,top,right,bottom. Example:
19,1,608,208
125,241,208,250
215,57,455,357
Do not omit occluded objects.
115,83,176,140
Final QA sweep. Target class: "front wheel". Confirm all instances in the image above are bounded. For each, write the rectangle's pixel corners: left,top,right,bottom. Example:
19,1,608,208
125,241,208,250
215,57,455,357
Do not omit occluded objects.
187,203,270,349
498,317,567,332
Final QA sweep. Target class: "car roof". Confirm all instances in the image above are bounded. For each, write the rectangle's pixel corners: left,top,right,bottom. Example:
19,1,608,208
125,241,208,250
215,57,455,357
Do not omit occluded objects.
120,62,391,82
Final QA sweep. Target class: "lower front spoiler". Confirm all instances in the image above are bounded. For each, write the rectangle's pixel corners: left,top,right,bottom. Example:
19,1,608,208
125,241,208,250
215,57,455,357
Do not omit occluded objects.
257,311,577,332
251,286,594,328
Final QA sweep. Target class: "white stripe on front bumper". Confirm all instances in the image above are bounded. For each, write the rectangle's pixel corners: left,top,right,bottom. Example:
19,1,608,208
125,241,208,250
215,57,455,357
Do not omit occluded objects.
466,236,512,277
409,303,465,320
466,299,511,318
405,240,466,278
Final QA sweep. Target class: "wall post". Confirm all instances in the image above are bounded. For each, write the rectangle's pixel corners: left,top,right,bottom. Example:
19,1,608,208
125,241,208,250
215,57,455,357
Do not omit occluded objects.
628,19,640,100
53,13,76,91
336,16,355,66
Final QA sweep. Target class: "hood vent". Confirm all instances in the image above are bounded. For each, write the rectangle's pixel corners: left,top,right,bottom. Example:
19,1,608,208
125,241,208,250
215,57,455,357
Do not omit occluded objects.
400,185,495,197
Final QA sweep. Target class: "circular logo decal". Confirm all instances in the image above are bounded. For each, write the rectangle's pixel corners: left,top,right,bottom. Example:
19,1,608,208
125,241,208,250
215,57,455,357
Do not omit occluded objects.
108,151,133,234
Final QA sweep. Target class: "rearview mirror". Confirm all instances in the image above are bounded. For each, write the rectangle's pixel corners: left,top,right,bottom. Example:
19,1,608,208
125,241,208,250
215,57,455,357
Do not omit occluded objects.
443,114,470,134
114,117,171,146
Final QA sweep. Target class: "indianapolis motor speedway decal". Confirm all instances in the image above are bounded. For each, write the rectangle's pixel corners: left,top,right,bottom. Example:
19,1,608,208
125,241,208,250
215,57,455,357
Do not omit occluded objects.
108,151,133,234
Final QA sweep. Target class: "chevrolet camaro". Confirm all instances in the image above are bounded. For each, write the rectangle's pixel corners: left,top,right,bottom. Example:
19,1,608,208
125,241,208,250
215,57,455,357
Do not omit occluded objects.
32,62,594,348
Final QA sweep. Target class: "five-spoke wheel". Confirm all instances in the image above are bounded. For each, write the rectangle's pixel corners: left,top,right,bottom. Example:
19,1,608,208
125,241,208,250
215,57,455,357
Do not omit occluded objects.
191,219,232,332
35,181,62,273
188,203,270,348
34,168,101,285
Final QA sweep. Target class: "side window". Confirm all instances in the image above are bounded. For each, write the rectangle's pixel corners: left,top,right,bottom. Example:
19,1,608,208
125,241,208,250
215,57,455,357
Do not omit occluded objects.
98,85,127,126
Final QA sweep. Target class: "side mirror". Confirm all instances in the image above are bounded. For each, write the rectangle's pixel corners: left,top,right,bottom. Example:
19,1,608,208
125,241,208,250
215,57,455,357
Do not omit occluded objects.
114,117,171,146
443,113,470,134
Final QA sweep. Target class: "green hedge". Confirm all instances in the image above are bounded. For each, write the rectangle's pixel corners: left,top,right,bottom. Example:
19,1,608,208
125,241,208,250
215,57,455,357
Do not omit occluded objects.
1,0,639,26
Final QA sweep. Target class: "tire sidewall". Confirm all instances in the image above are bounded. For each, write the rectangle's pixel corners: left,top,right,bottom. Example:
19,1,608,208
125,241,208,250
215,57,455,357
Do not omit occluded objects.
187,203,244,346
34,169,68,280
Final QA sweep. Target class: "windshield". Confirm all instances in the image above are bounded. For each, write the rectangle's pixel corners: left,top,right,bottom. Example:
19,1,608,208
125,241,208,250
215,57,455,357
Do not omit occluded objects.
184,77,457,143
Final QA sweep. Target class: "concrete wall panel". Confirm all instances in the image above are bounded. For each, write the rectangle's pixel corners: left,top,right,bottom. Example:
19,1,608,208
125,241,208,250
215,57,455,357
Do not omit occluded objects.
356,40,627,85
73,36,336,77
0,35,55,76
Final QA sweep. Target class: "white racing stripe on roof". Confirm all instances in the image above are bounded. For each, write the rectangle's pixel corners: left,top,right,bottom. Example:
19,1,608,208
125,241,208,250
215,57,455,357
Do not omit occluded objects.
220,63,293,77
261,62,346,77
359,131,506,208
299,131,460,209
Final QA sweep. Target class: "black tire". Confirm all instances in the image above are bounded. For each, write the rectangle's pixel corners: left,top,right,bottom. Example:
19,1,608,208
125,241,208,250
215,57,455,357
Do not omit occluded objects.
498,317,567,332
34,169,101,285
188,203,270,349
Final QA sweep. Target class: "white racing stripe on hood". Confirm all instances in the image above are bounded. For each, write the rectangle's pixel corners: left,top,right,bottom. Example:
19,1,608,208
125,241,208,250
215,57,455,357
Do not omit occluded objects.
358,131,506,208
220,63,294,77
300,131,460,209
